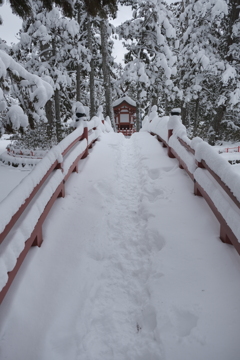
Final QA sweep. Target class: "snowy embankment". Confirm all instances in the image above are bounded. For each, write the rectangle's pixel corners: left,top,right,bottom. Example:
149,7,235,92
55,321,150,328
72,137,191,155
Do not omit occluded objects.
0,132,240,360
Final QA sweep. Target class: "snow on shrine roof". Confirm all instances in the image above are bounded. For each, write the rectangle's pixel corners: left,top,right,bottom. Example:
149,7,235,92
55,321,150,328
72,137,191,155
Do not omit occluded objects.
112,96,136,108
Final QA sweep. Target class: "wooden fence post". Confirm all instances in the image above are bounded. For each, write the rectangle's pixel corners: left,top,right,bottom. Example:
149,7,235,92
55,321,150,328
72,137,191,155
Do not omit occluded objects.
194,160,205,196
82,125,89,159
167,108,181,158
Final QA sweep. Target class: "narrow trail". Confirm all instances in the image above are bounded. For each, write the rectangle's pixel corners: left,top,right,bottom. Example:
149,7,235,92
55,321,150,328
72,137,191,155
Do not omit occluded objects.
1,132,240,360
78,136,164,359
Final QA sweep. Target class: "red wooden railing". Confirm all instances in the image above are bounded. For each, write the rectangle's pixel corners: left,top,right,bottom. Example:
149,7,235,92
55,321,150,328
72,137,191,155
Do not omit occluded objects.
148,114,240,255
0,121,102,304
220,146,240,153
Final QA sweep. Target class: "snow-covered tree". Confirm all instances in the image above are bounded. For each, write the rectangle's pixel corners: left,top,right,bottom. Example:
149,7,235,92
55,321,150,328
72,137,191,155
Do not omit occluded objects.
5,0,74,18
85,1,117,126
12,1,82,141
0,50,53,135
117,0,177,129
178,0,240,143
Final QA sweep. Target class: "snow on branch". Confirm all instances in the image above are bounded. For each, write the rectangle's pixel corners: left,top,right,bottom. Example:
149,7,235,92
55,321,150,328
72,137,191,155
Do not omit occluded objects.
0,50,53,130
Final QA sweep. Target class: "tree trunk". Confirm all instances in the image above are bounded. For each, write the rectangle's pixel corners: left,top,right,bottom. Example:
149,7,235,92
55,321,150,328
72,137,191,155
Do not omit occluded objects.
52,37,61,142
87,17,95,118
227,0,240,62
100,18,115,129
209,105,226,145
54,88,61,142
45,99,54,137
136,88,141,132
76,6,82,102
181,104,188,126
151,93,158,108
39,41,55,135
76,63,81,102
193,97,199,137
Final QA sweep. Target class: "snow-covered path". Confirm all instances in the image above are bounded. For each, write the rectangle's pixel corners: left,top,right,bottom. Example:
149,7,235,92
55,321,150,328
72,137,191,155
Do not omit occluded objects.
1,132,240,360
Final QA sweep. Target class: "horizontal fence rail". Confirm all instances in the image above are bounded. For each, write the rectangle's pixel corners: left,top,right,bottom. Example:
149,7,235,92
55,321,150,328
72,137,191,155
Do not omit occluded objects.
219,146,240,153
0,118,108,304
143,111,240,256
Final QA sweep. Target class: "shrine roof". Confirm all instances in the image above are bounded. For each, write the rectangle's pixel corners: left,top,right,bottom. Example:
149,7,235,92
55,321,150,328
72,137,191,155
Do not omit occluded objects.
112,95,136,108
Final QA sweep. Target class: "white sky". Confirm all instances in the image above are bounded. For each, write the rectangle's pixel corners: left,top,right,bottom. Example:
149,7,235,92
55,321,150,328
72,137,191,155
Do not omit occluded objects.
0,2,22,44
0,1,175,62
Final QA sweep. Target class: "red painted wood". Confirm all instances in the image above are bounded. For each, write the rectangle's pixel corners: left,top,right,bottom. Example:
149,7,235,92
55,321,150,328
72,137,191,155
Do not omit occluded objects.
194,180,240,253
0,233,35,304
170,147,195,181
32,226,43,247
167,129,175,158
177,137,195,155
64,150,86,182
0,181,65,304
167,147,175,158
200,160,240,210
61,132,86,157
0,125,98,304
168,129,173,139
150,127,240,255
220,225,232,245
150,132,167,147
0,159,59,245
82,126,89,158
113,100,137,131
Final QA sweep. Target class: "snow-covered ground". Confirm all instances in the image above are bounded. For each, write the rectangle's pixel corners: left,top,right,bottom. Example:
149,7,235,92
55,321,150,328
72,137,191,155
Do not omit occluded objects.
0,136,12,157
1,132,240,360
215,143,240,174
0,137,29,202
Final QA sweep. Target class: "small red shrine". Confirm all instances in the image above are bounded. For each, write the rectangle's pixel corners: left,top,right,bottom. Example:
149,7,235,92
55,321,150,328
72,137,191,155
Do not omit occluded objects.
113,96,136,131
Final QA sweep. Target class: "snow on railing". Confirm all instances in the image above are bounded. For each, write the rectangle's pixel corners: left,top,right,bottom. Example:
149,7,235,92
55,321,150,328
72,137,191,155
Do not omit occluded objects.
6,146,47,159
0,117,111,304
142,109,240,255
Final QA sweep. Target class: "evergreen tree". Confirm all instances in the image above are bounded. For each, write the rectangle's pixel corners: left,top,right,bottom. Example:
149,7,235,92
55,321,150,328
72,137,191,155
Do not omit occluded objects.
117,0,177,128
6,0,74,18
0,49,53,135
12,1,82,141
178,0,240,143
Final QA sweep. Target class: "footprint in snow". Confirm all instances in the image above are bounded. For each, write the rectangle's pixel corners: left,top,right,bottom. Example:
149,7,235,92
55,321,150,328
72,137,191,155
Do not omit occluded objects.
148,168,160,180
159,307,199,339
161,165,177,173
137,304,158,332
173,308,199,337
93,180,112,197
144,228,165,252
138,205,155,222
145,188,165,202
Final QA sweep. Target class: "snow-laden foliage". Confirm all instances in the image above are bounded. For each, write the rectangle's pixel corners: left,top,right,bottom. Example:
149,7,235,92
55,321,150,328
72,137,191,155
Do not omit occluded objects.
177,0,240,143
0,49,53,134
7,1,94,147
117,0,177,124
13,3,82,121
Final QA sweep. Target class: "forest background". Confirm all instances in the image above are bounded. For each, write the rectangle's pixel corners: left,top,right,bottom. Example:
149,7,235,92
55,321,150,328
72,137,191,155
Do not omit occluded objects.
0,0,239,149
